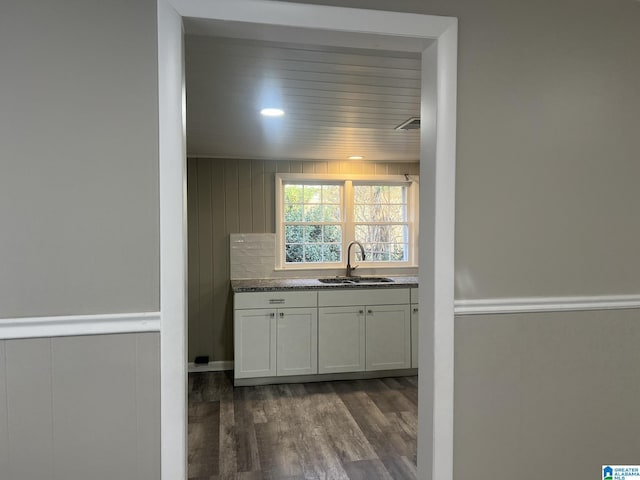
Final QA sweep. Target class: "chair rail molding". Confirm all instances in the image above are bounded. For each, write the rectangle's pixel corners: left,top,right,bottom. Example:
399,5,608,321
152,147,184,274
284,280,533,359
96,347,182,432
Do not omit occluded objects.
455,294,640,316
0,312,161,340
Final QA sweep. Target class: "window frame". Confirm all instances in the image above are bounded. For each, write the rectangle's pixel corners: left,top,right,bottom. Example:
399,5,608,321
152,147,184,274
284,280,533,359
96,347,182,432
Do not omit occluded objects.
276,173,419,270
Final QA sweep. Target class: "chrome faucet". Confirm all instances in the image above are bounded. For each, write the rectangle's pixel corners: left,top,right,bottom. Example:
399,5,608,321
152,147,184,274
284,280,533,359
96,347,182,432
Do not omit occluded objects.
346,241,366,277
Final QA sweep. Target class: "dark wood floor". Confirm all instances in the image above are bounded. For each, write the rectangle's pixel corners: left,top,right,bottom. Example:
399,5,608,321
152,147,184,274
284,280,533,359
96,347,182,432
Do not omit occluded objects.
188,372,418,480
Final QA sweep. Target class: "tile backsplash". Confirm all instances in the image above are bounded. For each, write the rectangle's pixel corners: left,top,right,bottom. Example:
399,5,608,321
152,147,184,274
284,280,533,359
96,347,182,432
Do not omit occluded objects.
230,233,276,279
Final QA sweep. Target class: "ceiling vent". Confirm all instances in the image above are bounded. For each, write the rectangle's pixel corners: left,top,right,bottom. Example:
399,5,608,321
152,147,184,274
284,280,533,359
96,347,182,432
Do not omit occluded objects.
395,117,420,131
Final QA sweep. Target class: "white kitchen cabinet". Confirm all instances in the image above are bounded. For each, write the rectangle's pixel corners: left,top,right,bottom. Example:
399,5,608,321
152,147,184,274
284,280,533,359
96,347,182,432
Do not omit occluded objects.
318,306,366,374
318,288,409,308
234,291,318,379
318,288,411,373
234,308,277,378
276,307,317,376
365,304,411,371
235,287,416,382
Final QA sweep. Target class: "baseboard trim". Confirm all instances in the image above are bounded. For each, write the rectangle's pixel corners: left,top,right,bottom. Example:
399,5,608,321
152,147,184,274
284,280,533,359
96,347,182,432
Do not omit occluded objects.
234,368,418,387
455,295,640,316
0,312,161,340
188,361,234,372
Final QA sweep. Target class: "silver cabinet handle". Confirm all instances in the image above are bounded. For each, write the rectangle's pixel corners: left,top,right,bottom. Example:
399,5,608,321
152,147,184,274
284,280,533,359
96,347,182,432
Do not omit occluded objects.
367,309,373,314
358,309,364,314
269,312,275,318
269,299,285,304
413,307,419,313
279,312,284,317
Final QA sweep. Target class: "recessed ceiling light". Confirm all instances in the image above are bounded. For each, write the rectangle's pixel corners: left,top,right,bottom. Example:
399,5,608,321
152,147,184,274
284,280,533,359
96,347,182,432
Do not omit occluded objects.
348,155,364,160
260,108,285,117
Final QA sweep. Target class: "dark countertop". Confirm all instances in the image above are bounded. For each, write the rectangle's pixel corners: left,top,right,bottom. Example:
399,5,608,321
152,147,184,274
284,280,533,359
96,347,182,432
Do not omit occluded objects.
231,276,419,293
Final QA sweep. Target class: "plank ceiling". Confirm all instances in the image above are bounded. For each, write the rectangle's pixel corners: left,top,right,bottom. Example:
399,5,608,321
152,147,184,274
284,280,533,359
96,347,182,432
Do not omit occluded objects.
185,35,421,162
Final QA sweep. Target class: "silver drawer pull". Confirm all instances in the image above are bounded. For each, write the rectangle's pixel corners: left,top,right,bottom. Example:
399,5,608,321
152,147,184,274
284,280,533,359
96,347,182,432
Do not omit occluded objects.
413,308,419,313
367,309,373,314
269,299,285,304
358,310,364,314
269,312,275,318
279,312,284,317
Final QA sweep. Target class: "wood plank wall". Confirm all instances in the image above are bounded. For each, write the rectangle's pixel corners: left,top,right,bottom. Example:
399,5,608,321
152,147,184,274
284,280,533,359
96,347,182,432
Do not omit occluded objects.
187,158,420,363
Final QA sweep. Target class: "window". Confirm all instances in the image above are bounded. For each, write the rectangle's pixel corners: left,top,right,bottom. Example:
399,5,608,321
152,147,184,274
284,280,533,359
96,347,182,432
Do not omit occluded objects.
353,184,409,262
276,174,418,269
283,183,343,264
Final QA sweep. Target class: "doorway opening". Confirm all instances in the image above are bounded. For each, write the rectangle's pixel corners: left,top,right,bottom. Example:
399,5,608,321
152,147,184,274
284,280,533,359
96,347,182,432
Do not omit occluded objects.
158,2,457,479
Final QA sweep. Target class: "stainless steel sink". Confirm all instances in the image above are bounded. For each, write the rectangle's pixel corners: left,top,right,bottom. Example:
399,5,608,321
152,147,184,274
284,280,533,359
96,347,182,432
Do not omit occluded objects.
318,277,395,284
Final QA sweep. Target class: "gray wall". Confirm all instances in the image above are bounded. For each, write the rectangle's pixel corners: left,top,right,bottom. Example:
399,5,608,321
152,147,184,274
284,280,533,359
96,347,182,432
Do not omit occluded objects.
281,0,640,299
2,0,639,479
187,158,419,361
0,1,161,479
0,0,160,318
455,309,640,479
0,333,160,480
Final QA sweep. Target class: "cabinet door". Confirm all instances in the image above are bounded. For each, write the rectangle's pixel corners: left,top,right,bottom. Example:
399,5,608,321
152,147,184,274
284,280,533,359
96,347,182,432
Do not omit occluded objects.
411,305,419,368
234,309,276,379
276,307,318,376
366,304,411,371
318,306,366,374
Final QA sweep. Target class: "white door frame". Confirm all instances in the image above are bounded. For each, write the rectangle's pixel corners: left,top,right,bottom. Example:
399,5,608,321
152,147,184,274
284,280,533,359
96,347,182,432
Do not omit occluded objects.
157,1,457,479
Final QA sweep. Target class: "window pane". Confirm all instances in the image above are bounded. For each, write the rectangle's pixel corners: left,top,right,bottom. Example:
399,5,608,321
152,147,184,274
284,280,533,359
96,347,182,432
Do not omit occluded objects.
282,182,345,265
285,225,303,243
353,185,372,204
372,185,390,203
388,224,407,243
363,242,390,261
354,205,370,222
354,184,407,223
322,244,341,262
355,224,408,262
354,224,369,242
304,244,323,262
284,184,303,204
284,204,303,222
323,225,341,243
322,205,341,222
285,244,303,263
355,224,407,242
390,243,408,261
303,185,321,203
370,205,391,223
322,185,340,203
389,186,404,203
304,225,322,243
303,204,323,222
389,204,406,220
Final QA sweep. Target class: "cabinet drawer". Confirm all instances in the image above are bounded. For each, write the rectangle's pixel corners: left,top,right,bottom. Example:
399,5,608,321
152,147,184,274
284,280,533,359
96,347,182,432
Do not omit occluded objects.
235,291,317,309
411,288,420,304
318,288,409,307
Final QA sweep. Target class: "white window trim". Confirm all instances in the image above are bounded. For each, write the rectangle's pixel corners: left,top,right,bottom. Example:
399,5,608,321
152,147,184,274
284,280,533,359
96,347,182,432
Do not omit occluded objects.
275,173,419,270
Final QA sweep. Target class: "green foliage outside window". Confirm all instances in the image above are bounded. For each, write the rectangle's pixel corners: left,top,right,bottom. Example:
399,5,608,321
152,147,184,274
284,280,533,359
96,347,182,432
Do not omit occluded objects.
284,184,342,263
282,181,410,265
